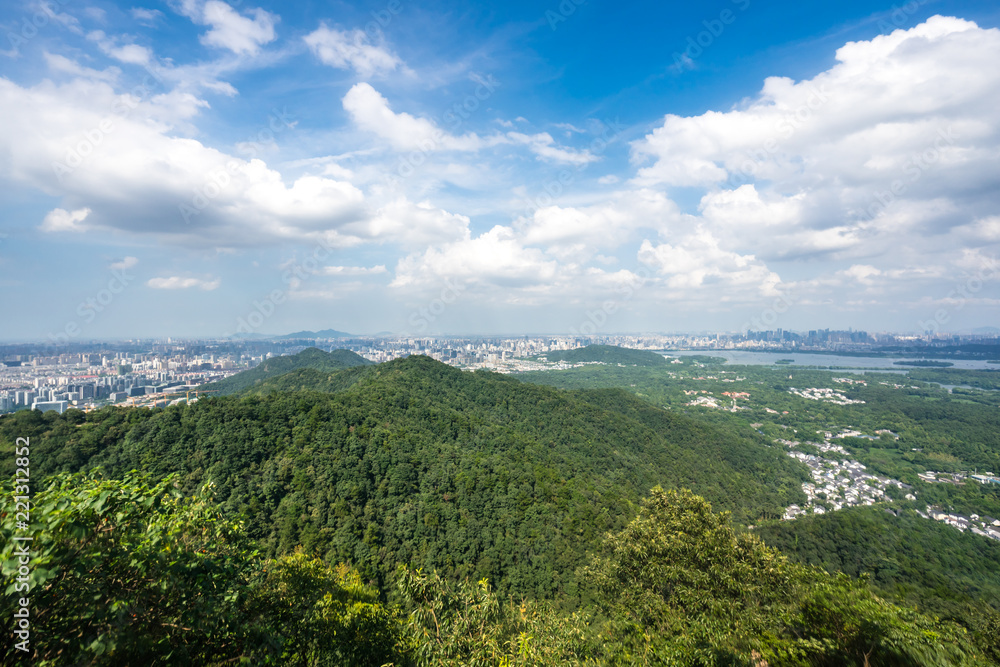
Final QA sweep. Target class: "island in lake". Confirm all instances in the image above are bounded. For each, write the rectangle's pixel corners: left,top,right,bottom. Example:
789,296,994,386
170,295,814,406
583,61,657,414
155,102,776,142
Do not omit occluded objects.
893,360,954,368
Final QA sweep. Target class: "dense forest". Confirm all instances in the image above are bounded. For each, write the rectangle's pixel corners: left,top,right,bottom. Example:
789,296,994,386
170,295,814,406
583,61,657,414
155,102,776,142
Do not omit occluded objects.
4,474,997,665
904,367,1000,390
517,351,1000,645
3,348,1000,664
2,353,806,602
755,506,1000,618
519,362,1000,478
541,344,669,366
203,347,373,395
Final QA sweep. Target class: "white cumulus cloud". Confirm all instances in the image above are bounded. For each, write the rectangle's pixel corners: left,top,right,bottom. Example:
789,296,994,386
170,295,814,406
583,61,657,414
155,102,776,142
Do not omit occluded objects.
0,75,368,248
342,83,489,152
625,14,1000,306
342,84,597,165
110,256,139,271
40,207,91,233
304,24,403,77
175,0,278,56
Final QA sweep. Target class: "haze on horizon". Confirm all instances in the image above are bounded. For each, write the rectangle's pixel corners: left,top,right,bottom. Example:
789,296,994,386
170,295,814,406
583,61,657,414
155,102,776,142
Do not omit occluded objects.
1,0,999,342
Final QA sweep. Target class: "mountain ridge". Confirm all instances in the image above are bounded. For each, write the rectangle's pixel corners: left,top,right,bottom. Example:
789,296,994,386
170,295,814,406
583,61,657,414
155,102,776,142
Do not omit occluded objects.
11,354,807,600
543,344,668,366
203,347,373,395
277,329,354,339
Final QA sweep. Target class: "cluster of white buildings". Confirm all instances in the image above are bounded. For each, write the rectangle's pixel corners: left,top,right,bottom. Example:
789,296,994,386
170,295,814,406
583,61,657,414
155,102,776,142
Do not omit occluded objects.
788,387,866,405
687,395,722,408
920,507,1000,541
684,390,751,412
781,438,912,520
878,380,923,390
915,471,999,486
779,434,1000,544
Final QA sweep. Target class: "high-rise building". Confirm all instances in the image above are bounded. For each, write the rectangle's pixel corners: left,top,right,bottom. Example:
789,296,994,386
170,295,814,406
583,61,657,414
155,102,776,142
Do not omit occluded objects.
32,400,68,414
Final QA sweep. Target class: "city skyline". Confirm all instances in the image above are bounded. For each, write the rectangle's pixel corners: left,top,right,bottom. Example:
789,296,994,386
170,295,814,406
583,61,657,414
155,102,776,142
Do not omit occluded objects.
4,328,999,415
2,0,1000,341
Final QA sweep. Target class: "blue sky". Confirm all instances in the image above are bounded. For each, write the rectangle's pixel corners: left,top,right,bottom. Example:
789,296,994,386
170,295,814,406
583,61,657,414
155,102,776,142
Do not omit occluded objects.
1,0,999,341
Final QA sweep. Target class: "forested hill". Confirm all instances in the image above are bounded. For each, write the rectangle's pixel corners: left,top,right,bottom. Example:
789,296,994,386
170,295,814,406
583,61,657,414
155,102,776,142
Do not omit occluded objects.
756,506,1000,618
204,347,373,395
2,355,805,600
543,344,668,366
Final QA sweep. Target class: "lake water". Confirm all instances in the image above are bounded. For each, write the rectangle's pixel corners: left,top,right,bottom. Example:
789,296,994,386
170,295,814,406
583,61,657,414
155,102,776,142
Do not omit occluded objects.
662,350,998,371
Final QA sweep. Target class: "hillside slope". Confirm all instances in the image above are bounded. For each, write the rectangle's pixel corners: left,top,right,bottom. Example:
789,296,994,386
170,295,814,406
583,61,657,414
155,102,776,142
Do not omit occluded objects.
543,344,668,366
755,505,1000,618
3,356,806,600
278,329,353,339
204,347,373,395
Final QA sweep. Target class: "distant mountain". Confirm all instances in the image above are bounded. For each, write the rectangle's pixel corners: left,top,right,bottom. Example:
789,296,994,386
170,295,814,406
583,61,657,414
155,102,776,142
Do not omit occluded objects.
278,329,354,339
544,344,668,366
203,347,373,395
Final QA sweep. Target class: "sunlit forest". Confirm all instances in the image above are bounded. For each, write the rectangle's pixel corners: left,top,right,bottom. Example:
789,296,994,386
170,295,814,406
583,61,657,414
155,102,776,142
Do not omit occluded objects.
3,348,1000,665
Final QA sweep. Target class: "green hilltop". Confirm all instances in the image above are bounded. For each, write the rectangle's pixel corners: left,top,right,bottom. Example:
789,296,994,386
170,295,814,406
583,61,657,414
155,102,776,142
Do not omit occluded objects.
203,347,373,395
543,344,668,366
7,355,804,600
277,328,354,339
